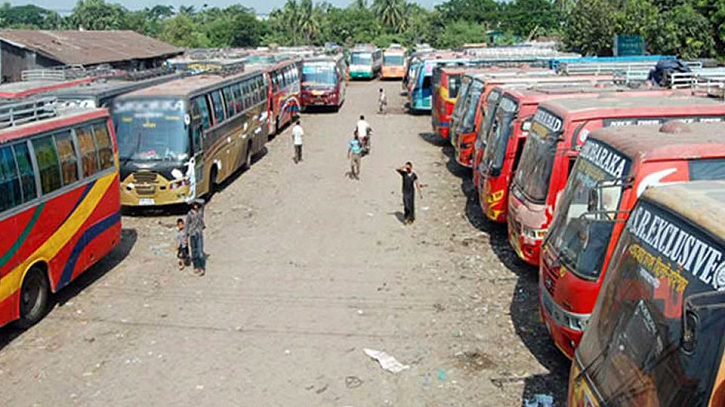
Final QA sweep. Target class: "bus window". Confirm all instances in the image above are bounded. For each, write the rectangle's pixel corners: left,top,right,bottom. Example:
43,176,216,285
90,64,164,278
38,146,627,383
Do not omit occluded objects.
92,123,114,171
32,136,62,195
251,80,259,105
244,81,252,108
210,91,226,123
54,131,79,186
222,87,235,118
0,146,21,211
75,125,100,177
193,97,212,129
689,158,725,180
13,142,36,202
232,84,243,113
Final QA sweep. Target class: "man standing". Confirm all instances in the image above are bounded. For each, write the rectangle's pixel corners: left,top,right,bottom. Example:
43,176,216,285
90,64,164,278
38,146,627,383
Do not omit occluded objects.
292,120,304,163
396,162,423,224
348,131,363,180
186,199,206,276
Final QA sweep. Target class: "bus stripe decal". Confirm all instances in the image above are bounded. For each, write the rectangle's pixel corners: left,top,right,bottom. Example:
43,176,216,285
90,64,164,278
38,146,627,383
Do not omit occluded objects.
58,212,121,288
0,204,45,270
60,182,95,227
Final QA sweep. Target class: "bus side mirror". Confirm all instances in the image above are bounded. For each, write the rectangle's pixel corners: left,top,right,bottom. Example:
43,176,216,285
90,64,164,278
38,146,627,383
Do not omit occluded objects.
682,291,725,354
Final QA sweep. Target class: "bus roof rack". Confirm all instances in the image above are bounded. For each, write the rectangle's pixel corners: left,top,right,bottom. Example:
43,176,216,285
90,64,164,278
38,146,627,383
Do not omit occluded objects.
0,97,57,129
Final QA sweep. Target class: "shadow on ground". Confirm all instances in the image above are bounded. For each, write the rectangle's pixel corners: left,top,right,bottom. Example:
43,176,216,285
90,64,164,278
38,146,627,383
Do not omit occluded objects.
438,143,570,406
0,228,138,350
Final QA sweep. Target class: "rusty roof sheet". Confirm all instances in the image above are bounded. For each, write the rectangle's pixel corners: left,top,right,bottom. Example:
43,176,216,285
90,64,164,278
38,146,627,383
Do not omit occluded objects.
0,30,182,66
592,122,725,162
643,181,725,240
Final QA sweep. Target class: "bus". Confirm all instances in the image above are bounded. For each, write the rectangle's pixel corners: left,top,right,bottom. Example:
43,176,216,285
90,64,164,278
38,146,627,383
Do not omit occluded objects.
432,66,465,139
541,122,725,359
381,45,407,79
113,69,269,207
475,85,676,223
508,96,725,267
300,54,347,111
569,180,725,407
409,57,468,112
349,45,382,80
452,72,600,169
251,59,301,136
0,98,121,328
48,70,183,110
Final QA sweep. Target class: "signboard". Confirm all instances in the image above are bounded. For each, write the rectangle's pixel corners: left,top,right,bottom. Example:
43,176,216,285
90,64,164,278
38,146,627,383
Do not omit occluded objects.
613,35,645,56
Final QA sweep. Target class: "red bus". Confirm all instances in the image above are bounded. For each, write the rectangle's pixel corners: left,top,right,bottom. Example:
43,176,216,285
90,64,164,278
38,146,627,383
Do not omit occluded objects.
249,59,301,136
541,122,725,359
452,74,612,169
432,66,465,139
569,180,725,407
508,96,725,267
0,98,121,328
476,85,676,223
300,54,347,111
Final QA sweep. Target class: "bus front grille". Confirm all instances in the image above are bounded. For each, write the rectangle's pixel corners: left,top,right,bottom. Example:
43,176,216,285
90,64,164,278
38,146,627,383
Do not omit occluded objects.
133,172,158,195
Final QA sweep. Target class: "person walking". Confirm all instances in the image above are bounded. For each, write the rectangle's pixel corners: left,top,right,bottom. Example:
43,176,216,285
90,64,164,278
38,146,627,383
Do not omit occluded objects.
348,131,363,180
396,162,424,224
378,88,387,114
186,199,206,276
292,120,304,163
356,115,371,155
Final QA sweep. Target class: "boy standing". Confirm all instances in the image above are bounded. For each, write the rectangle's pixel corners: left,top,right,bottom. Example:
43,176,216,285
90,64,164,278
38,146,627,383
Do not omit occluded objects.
292,120,304,163
378,88,387,114
348,131,363,180
176,218,190,269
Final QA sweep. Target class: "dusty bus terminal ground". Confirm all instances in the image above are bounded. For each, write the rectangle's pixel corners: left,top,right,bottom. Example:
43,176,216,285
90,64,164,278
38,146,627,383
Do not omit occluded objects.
0,81,568,406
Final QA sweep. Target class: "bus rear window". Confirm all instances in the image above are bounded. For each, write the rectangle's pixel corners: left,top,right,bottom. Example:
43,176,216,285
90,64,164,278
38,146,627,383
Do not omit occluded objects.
449,75,461,98
689,158,725,180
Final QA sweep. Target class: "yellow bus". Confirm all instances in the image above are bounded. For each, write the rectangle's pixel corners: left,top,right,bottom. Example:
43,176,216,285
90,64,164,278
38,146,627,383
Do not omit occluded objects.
112,69,269,207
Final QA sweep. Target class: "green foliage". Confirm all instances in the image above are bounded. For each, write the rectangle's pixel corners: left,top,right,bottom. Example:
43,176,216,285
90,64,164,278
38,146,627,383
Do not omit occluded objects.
500,0,560,39
433,20,487,48
648,4,715,58
562,0,617,55
0,3,61,29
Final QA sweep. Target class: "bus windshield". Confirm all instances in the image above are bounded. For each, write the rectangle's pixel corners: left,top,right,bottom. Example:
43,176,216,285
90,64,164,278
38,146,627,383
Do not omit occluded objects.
351,53,372,65
578,200,725,406
384,55,404,66
451,79,472,119
513,110,563,203
546,140,630,278
302,64,337,89
459,80,484,133
482,110,516,173
113,98,189,162
449,74,462,99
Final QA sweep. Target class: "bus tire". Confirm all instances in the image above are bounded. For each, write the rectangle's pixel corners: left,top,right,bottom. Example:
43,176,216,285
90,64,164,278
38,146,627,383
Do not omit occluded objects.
244,142,253,170
16,266,49,328
209,167,219,197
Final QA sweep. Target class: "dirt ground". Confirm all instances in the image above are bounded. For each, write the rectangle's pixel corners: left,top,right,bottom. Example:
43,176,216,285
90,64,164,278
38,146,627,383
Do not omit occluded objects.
0,80,570,406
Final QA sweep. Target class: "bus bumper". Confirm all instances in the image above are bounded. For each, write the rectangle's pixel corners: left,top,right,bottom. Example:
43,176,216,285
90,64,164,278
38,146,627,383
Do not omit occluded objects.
454,131,475,168
350,71,373,79
480,177,507,223
120,173,193,207
507,194,546,266
539,281,587,359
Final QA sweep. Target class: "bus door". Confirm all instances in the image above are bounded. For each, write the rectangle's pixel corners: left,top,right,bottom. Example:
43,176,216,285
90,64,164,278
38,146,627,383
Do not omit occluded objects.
190,102,206,199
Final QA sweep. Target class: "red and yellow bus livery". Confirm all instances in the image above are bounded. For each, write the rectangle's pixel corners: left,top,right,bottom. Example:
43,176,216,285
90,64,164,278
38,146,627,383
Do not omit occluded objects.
508,96,725,267
542,122,725,359
0,99,121,328
432,66,465,139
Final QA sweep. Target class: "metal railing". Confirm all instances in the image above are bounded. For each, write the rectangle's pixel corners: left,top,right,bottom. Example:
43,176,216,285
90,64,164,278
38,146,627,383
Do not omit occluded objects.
21,69,66,82
0,97,57,129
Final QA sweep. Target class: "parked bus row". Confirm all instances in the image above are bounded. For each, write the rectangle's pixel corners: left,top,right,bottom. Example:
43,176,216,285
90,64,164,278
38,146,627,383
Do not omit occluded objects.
416,57,725,406
0,54,317,330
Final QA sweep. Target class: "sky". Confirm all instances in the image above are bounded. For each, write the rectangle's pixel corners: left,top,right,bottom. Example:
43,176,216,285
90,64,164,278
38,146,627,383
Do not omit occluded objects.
15,0,441,15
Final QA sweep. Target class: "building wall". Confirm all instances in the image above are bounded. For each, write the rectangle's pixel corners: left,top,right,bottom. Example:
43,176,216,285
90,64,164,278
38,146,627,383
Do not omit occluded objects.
0,41,62,83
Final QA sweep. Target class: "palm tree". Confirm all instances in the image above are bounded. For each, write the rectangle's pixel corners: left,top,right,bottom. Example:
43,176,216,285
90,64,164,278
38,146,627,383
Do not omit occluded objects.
279,0,301,45
298,0,321,44
372,0,406,33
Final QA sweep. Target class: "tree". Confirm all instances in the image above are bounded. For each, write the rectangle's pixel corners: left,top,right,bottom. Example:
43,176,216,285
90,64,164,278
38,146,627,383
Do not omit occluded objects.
434,20,487,48
562,0,617,55
434,0,499,26
501,0,560,38
160,13,210,48
0,3,62,29
372,0,406,32
68,0,128,30
648,4,715,58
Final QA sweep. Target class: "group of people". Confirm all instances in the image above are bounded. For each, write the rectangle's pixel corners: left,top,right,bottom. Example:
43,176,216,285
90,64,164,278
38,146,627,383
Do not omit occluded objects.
180,86,423,275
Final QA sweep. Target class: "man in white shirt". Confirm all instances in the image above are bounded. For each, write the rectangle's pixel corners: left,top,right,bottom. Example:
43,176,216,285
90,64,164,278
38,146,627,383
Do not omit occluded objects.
292,120,304,163
355,115,371,154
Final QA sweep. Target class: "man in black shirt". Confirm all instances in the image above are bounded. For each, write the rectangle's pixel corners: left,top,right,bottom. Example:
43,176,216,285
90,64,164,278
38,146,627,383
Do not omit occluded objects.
396,162,424,224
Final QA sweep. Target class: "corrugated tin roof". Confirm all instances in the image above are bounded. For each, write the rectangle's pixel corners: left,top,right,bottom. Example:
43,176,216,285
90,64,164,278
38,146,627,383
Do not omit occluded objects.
0,30,182,66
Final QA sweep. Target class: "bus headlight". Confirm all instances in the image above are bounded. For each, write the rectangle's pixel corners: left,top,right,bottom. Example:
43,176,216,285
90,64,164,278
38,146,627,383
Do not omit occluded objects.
169,178,190,190
568,314,589,331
